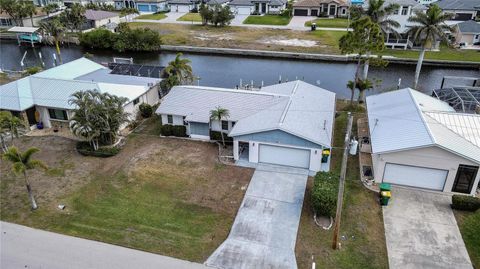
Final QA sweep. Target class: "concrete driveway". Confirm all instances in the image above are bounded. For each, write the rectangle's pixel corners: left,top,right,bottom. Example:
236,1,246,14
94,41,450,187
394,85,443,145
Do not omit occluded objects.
383,187,473,269
230,14,249,26
205,164,308,269
287,16,311,30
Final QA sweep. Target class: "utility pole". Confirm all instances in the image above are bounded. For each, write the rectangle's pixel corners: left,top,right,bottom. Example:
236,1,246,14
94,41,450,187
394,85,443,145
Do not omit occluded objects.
332,112,353,250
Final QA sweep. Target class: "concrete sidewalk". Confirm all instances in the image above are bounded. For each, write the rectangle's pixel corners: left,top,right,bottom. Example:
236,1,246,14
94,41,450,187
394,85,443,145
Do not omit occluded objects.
0,221,210,269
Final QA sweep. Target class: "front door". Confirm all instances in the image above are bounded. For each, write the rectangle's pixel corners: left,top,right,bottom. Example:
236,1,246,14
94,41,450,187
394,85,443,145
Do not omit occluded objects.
452,165,479,194
261,3,266,13
25,106,36,125
328,4,336,16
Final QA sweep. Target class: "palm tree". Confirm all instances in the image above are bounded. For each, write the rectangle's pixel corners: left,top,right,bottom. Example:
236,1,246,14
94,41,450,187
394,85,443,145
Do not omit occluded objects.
359,0,400,79
356,78,374,103
3,147,46,210
21,1,36,27
42,3,59,17
346,80,355,105
164,53,194,85
39,18,65,64
209,106,230,148
407,4,455,90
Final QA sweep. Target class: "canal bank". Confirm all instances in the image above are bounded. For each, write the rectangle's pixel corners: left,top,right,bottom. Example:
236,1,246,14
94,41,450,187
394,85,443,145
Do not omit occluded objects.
160,45,480,69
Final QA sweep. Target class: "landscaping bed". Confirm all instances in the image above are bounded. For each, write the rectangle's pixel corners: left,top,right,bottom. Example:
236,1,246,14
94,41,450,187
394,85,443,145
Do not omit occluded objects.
295,109,388,269
1,124,254,262
305,18,349,28
177,13,202,22
243,15,291,26
135,12,167,20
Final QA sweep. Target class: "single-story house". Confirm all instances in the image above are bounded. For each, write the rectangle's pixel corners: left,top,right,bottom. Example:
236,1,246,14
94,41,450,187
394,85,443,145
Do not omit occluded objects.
83,9,120,31
228,0,287,15
455,20,480,46
167,0,196,12
0,7,61,28
292,0,349,17
366,88,480,195
114,0,168,12
436,0,479,21
156,80,336,172
0,57,161,131
63,0,115,8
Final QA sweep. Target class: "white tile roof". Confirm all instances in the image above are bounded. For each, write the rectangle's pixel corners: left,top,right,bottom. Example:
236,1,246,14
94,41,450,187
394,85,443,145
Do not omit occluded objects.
367,88,480,163
0,58,154,111
156,81,336,147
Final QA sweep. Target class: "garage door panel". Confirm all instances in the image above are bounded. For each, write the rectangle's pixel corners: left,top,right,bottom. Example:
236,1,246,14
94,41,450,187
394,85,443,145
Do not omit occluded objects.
294,9,308,16
237,7,251,15
259,144,310,168
177,5,190,12
383,163,448,191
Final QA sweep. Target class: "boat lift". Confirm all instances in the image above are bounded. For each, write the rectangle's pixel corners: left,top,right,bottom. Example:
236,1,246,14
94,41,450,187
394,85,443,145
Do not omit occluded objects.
7,26,43,47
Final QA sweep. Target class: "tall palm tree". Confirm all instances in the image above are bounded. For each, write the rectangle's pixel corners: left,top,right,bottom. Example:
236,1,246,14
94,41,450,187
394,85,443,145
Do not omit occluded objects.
346,80,355,105
39,18,65,64
164,53,194,85
408,4,454,90
356,78,374,103
21,1,36,27
209,106,230,148
42,3,59,17
3,147,46,210
358,0,400,79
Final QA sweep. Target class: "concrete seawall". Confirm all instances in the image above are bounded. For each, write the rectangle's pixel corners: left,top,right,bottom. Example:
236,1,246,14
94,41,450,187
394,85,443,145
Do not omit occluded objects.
160,45,480,69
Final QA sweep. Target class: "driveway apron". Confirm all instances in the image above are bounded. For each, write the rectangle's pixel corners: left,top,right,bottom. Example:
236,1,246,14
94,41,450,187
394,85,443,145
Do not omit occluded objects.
206,164,308,269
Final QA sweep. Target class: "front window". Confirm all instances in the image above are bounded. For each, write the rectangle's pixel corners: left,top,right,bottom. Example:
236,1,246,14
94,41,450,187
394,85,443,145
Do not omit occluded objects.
133,98,140,105
48,109,68,120
221,120,228,130
167,115,173,124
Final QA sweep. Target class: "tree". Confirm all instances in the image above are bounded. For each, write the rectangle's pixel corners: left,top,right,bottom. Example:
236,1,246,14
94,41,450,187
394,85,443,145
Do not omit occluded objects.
2,146,46,210
346,80,355,105
339,17,384,103
356,78,374,103
39,18,65,64
21,1,36,27
199,3,211,26
164,53,194,85
353,0,400,79
198,4,234,26
0,111,24,151
0,0,25,26
407,4,454,90
60,3,86,32
69,90,129,149
119,7,139,17
209,106,230,148
42,3,59,17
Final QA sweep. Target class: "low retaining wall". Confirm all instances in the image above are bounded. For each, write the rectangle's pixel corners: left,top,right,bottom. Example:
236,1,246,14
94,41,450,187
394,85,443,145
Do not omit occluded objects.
160,45,480,69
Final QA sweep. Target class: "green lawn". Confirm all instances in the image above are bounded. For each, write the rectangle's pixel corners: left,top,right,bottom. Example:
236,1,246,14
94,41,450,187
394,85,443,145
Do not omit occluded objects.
308,30,345,47
135,12,167,20
177,13,202,22
305,18,349,28
243,15,292,26
296,104,389,269
384,47,480,62
455,210,480,268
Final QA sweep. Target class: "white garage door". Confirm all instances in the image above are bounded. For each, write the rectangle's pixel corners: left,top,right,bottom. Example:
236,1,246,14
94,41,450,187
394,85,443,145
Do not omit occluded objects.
173,5,190,12
236,6,251,15
259,144,310,169
383,163,448,191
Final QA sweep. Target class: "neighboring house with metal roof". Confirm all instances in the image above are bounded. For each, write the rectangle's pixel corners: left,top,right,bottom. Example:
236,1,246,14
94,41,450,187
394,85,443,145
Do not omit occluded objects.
114,0,168,13
83,9,120,31
0,57,161,131
454,20,480,46
436,0,480,21
155,80,335,172
292,0,349,17
228,0,287,15
366,88,480,195
168,0,196,13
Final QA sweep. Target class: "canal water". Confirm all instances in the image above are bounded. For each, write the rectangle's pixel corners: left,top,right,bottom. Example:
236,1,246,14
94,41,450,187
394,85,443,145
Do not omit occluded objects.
1,40,478,98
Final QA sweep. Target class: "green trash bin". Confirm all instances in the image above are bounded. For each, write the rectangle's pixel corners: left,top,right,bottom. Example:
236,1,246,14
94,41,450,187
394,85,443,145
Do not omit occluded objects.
380,191,391,206
379,183,391,192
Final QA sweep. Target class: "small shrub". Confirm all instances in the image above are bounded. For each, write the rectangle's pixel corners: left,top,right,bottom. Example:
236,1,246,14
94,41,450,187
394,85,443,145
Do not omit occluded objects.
451,195,480,212
76,141,120,157
209,130,233,144
311,172,339,217
25,66,42,75
160,124,187,137
139,103,153,118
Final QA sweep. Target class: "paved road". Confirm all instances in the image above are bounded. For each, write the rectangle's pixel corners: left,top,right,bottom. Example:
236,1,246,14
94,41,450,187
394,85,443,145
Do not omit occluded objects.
383,187,472,269
0,221,209,269
206,164,308,269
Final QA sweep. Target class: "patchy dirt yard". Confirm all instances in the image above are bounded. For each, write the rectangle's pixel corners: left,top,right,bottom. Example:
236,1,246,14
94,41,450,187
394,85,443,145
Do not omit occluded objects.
0,130,253,262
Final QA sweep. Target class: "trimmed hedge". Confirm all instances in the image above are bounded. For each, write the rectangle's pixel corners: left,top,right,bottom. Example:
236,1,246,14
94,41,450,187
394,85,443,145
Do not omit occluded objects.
139,103,153,118
160,124,187,137
451,195,480,212
76,141,120,158
311,172,339,217
210,130,233,144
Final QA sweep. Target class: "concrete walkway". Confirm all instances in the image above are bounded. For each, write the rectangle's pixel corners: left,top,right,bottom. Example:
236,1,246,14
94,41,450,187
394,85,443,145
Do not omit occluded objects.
0,221,209,269
206,164,308,269
383,187,472,269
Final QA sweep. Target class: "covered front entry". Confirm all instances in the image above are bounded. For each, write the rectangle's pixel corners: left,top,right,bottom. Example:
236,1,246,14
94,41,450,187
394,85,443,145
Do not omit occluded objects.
259,144,310,169
383,163,448,191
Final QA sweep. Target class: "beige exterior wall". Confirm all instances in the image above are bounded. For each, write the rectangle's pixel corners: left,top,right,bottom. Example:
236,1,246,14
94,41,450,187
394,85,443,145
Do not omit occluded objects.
372,146,480,195
94,16,120,28
455,32,475,45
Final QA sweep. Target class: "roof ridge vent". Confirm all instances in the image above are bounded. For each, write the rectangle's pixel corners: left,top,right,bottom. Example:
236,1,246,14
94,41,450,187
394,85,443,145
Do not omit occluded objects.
279,98,292,126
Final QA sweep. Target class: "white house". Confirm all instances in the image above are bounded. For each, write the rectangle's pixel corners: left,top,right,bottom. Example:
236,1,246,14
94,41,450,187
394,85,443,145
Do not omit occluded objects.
228,0,287,15
83,9,120,31
366,88,480,195
0,58,161,131
156,80,336,172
